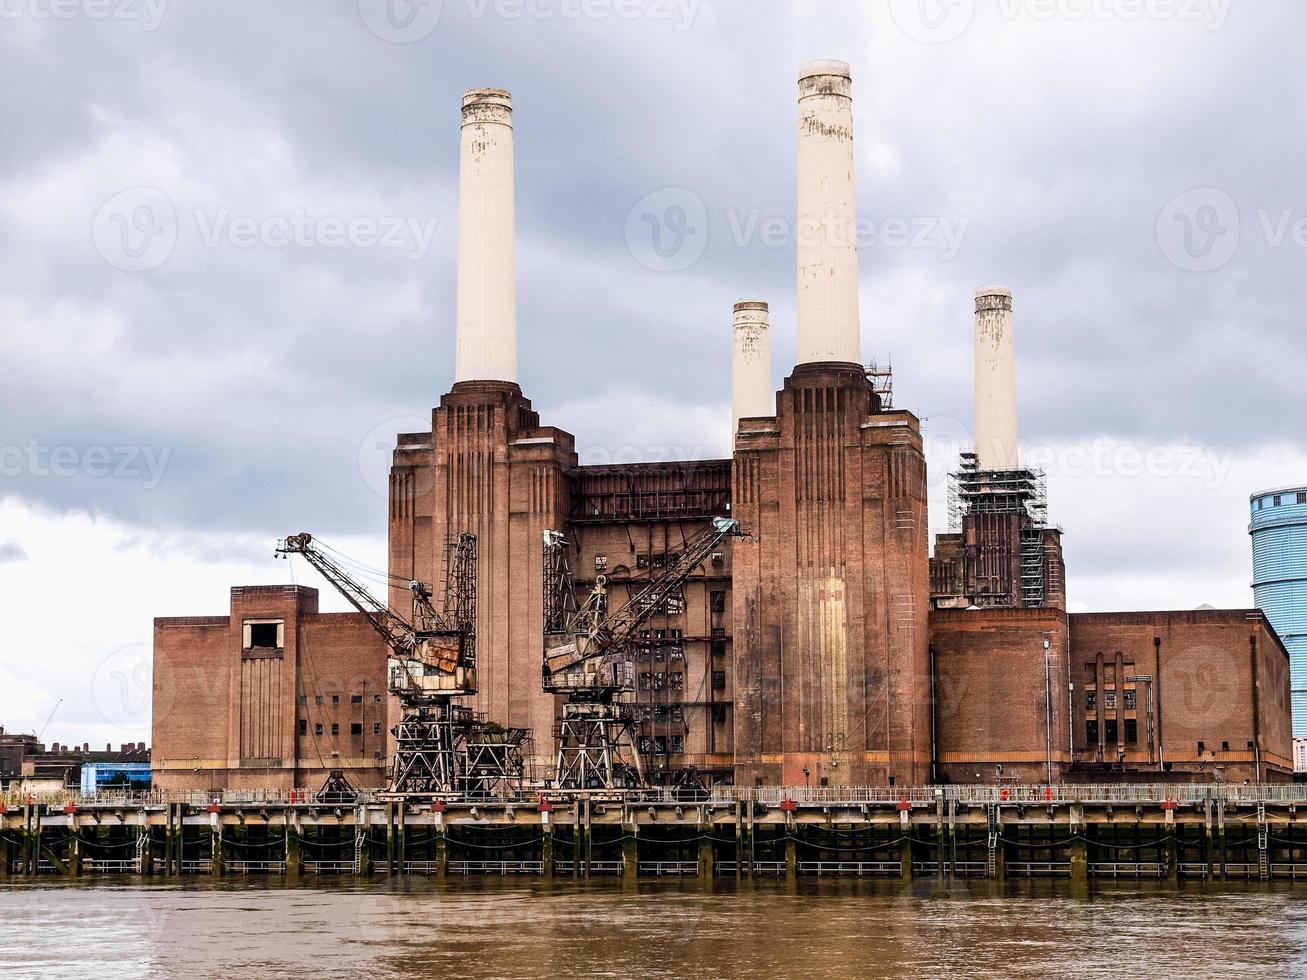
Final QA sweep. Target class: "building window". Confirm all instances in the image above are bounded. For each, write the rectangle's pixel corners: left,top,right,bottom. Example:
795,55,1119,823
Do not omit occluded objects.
1086,721,1099,744
351,723,363,736
331,694,340,705
373,694,383,704
1299,492,1307,505
1085,691,1097,711
668,672,684,691
315,723,324,736
710,591,726,612
669,735,685,754
315,695,324,706
711,626,726,638
331,723,339,736
713,704,728,724
373,723,382,735
1105,720,1118,743
670,706,684,722
1198,741,1206,754
1124,690,1136,710
1125,719,1137,743
1103,692,1117,710
245,621,282,649
711,640,726,658
1274,495,1282,506
712,670,727,691
1222,740,1230,751
351,694,363,704
298,720,307,736
297,695,307,706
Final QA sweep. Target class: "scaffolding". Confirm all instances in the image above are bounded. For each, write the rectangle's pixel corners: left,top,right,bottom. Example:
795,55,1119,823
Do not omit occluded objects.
948,452,1050,607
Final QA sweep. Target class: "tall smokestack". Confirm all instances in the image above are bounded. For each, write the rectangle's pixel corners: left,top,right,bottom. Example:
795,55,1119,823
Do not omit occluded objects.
455,88,517,384
974,285,1018,471
796,60,861,366
732,300,771,446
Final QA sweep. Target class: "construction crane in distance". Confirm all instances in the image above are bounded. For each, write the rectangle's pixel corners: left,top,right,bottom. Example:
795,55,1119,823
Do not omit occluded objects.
277,531,529,799
542,516,748,792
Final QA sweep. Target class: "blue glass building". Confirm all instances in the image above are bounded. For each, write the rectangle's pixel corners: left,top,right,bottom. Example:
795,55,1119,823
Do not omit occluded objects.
1251,485,1307,737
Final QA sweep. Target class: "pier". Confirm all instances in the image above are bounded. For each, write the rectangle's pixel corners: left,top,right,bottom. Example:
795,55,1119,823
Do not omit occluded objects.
4,784,1307,883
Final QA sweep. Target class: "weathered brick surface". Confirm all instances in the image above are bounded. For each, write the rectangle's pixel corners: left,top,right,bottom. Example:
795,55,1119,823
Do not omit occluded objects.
152,586,389,792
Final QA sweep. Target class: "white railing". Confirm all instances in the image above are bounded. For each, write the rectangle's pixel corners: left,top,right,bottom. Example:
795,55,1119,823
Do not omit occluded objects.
1004,861,1071,876
638,861,698,876
1090,862,1166,878
227,860,286,875
799,860,902,876
448,860,544,875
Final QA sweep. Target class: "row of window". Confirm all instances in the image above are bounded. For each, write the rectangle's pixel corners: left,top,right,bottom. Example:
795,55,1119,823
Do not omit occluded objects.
1257,492,1307,510
640,734,686,754
299,720,383,738
1085,690,1137,711
1086,719,1138,744
296,693,383,706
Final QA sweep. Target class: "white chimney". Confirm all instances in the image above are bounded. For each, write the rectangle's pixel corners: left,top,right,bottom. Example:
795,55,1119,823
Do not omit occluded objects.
796,60,861,366
732,300,772,446
455,88,518,384
974,285,1019,471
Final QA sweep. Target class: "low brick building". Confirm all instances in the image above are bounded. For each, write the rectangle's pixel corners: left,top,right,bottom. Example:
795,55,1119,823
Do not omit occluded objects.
152,585,389,793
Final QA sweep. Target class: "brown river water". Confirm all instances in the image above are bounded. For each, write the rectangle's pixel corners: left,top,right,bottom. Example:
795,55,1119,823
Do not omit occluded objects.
2,878,1304,979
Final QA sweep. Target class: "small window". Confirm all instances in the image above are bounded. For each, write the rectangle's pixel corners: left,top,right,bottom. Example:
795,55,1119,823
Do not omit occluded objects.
1124,690,1136,710
712,704,728,724
668,672,684,691
315,695,324,706
1085,691,1097,711
711,640,726,658
1198,740,1206,754
297,695,307,706
330,723,339,736
1274,495,1282,507
331,694,340,705
1298,492,1307,505
1086,721,1099,744
669,735,685,754
298,720,307,736
670,706,684,722
373,694,383,704
247,622,280,649
1221,740,1230,752
351,723,363,736
711,626,726,638
373,723,382,735
1105,720,1118,744
351,694,363,704
1125,719,1137,743
1103,692,1117,710
710,591,726,612
712,670,727,691
315,723,323,736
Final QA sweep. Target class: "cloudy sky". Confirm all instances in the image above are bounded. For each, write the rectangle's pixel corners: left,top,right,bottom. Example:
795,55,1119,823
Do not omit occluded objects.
2,0,1304,747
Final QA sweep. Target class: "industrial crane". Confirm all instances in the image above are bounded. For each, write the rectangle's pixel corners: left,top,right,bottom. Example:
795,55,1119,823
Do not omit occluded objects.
542,516,746,791
277,532,528,798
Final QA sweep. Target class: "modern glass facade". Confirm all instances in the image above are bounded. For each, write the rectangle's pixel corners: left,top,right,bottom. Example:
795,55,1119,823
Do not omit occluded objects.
1251,486,1307,741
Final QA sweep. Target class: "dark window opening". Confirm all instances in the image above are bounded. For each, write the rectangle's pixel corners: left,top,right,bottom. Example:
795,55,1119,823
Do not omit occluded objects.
351,694,363,704
1125,719,1137,743
712,704,728,724
1299,492,1307,505
1105,720,1118,743
1085,691,1097,711
351,723,363,736
1198,741,1206,754
315,723,323,736
1221,740,1230,751
710,591,726,612
1086,721,1099,744
248,622,279,649
712,670,727,691
330,723,339,736
315,695,324,706
711,640,726,658
1124,690,1136,710
298,720,307,736
373,723,382,735
331,694,340,705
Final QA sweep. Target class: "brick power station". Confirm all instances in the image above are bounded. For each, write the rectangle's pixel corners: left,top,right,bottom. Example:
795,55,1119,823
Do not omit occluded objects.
151,63,1293,793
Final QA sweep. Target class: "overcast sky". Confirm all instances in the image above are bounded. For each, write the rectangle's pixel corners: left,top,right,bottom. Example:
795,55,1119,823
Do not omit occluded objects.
2,0,1304,747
